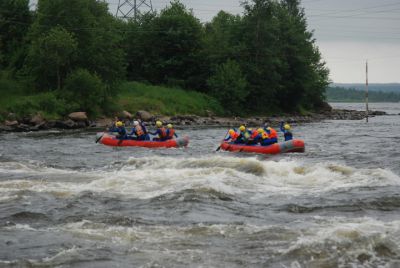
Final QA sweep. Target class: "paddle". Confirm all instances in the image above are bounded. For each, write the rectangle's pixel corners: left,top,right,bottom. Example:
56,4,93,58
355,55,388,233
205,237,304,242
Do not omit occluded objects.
216,129,230,151
95,133,104,143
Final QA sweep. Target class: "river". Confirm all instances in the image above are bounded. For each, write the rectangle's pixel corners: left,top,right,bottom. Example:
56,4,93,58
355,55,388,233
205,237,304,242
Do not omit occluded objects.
0,103,399,267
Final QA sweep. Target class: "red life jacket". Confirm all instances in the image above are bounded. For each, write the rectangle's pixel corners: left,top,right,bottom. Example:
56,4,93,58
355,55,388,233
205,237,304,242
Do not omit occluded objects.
231,132,239,141
269,128,278,139
167,128,175,138
135,125,144,136
250,130,259,139
159,127,167,138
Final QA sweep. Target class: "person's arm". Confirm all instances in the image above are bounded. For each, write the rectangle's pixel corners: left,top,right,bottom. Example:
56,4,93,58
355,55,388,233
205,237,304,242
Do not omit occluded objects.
108,125,117,132
149,129,158,135
280,122,284,132
141,123,147,133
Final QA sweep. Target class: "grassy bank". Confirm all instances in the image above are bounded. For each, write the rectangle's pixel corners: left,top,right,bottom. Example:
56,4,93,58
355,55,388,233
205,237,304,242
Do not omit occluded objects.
117,82,223,116
0,80,224,121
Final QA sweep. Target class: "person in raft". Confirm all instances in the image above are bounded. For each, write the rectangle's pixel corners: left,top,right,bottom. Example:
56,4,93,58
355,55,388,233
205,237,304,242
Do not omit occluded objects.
129,121,148,141
263,123,278,144
107,117,121,132
225,129,239,143
280,122,293,141
236,125,250,144
246,128,261,145
114,121,128,140
149,121,168,141
166,124,178,140
258,128,275,146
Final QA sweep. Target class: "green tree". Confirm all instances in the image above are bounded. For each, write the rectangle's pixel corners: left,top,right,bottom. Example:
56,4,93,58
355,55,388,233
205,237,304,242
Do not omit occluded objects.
275,0,329,111
207,60,248,114
28,0,126,88
61,69,106,116
125,1,205,89
0,0,31,70
204,11,243,68
26,27,78,90
239,0,282,113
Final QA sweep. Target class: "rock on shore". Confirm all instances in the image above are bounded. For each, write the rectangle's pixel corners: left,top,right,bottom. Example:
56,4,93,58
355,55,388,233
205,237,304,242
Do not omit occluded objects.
0,108,389,133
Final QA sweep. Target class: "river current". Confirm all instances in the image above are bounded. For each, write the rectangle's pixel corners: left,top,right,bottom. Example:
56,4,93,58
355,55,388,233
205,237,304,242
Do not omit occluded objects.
0,103,399,267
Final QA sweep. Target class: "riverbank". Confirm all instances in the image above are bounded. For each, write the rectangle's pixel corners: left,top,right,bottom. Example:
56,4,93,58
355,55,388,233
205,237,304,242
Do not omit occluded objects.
0,108,388,132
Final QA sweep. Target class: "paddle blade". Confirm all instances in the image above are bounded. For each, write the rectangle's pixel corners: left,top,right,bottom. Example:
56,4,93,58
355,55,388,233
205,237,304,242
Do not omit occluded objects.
95,133,104,143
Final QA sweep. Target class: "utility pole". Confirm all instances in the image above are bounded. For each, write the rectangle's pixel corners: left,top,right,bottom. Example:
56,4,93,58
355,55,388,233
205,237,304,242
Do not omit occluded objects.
365,60,369,123
115,0,153,20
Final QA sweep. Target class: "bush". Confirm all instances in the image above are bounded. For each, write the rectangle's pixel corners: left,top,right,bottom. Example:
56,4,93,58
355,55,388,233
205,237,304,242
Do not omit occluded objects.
61,69,107,117
207,60,248,115
118,81,224,116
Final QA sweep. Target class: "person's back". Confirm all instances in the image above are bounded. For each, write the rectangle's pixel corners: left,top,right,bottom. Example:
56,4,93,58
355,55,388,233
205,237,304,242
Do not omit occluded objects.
246,129,259,145
150,121,168,141
166,124,178,140
260,131,274,146
115,121,127,140
130,121,147,140
280,122,293,141
264,124,278,144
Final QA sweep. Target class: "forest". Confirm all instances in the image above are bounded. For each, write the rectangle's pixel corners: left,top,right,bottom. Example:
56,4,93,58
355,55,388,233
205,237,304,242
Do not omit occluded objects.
0,0,329,120
326,86,400,103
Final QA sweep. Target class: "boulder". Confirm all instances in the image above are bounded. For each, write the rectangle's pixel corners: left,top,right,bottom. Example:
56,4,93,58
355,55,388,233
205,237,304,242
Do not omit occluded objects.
5,120,19,127
120,110,133,120
318,101,333,112
30,114,45,126
63,119,77,129
68,112,88,122
136,110,153,121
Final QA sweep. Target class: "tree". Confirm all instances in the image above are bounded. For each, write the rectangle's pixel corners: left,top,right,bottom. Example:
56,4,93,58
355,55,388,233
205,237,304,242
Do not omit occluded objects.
125,0,205,89
26,27,78,90
62,69,106,116
239,0,282,113
0,0,31,70
27,0,126,88
275,0,329,111
207,60,248,114
204,11,243,68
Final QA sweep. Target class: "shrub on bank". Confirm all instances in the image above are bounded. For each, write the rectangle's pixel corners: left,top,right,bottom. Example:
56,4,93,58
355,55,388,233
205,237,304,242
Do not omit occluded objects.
118,82,224,116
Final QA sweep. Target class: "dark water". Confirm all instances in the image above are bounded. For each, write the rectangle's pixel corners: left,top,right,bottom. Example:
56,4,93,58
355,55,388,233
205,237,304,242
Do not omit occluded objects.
1,103,400,267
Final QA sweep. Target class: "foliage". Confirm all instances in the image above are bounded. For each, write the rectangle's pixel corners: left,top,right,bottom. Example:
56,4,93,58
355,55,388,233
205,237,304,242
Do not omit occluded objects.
26,0,125,89
207,60,248,114
123,1,206,90
61,69,107,116
25,27,78,90
0,0,31,70
326,87,400,102
1,0,330,120
118,82,223,116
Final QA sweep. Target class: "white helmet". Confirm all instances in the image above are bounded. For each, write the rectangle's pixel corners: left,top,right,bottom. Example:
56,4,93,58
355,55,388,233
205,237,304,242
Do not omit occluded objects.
133,121,139,126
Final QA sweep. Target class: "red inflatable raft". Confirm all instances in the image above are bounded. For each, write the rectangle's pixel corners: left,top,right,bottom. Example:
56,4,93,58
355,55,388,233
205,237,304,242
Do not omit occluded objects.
220,139,305,155
97,133,189,148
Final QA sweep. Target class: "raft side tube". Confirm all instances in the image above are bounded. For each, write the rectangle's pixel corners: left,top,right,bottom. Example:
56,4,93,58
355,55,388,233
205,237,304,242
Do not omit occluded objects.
220,139,305,155
97,133,189,148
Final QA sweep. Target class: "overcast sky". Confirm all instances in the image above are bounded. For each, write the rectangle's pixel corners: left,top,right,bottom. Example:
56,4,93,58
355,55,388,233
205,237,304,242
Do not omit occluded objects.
31,0,400,83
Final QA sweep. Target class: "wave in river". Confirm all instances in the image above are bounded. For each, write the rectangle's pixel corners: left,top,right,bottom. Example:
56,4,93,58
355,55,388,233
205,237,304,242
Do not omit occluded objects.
3,216,400,267
1,156,399,201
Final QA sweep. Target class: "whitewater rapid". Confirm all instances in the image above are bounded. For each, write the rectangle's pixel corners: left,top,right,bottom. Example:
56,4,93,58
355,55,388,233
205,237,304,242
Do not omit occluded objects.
1,103,400,267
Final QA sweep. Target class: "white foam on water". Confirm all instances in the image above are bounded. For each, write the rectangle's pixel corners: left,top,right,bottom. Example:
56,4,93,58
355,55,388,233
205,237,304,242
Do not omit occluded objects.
283,216,400,266
0,156,399,199
4,223,38,231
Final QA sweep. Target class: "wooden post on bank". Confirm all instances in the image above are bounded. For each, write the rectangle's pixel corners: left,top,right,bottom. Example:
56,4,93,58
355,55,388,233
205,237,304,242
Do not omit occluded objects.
365,60,369,123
